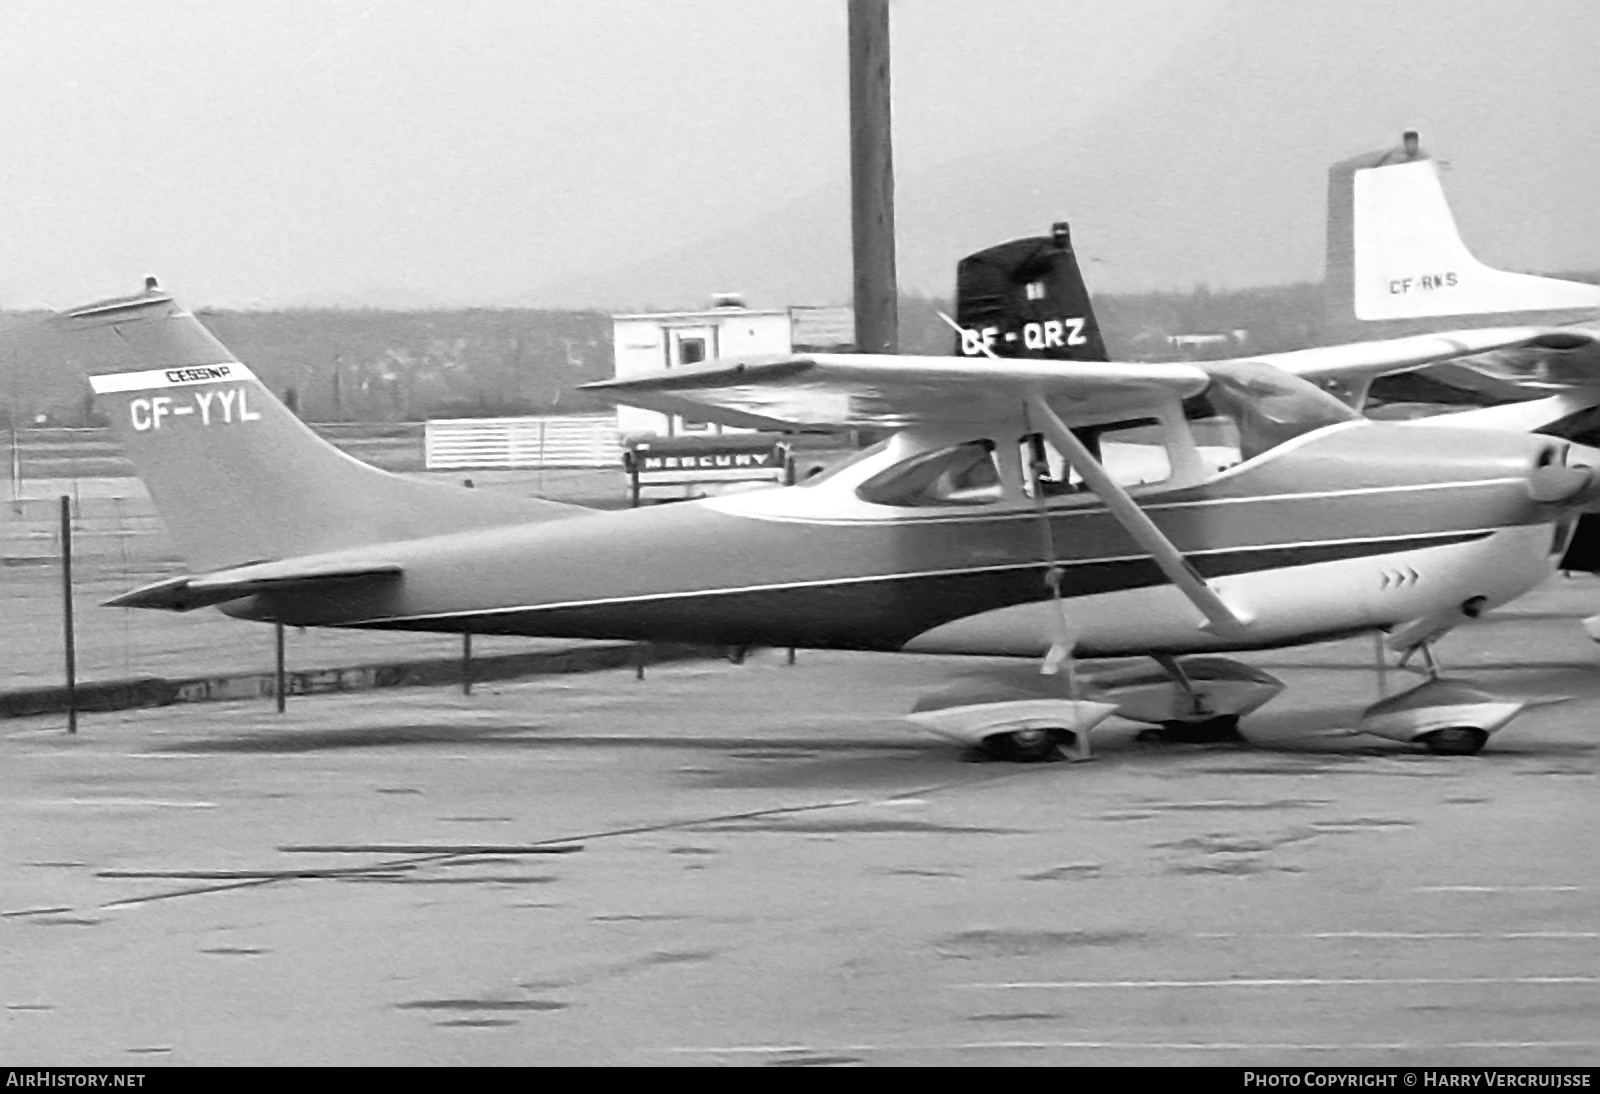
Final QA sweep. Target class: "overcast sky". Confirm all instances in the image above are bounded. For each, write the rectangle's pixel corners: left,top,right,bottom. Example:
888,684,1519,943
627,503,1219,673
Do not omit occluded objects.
0,0,1225,308
1,1,1593,310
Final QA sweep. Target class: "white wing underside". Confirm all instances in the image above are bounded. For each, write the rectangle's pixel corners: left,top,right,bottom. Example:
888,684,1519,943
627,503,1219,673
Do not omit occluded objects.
584,326,1600,432
584,354,1210,431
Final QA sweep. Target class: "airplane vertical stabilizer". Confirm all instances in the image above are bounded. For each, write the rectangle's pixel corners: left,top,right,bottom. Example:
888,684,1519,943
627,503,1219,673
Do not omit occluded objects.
954,222,1109,362
56,290,578,573
1327,138,1600,325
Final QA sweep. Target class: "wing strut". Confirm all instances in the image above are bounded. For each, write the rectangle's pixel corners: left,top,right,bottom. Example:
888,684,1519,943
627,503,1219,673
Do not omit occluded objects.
934,309,1251,641
1024,394,1252,637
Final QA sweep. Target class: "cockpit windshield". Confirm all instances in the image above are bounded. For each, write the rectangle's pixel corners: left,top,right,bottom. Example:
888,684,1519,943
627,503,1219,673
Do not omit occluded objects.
1195,360,1360,462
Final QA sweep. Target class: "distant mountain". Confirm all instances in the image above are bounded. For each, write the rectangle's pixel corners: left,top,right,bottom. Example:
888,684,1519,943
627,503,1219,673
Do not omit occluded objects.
535,0,1600,311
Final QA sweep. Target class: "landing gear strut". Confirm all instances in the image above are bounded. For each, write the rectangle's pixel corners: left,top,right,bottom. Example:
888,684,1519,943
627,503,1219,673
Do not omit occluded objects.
1095,655,1283,743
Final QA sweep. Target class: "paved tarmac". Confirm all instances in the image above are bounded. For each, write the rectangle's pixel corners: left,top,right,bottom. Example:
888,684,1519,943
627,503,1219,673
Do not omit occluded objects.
2,472,629,688
3,577,1599,1066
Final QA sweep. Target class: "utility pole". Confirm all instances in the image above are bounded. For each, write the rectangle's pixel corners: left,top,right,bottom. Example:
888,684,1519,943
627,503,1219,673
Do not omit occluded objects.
848,0,898,354
275,623,287,713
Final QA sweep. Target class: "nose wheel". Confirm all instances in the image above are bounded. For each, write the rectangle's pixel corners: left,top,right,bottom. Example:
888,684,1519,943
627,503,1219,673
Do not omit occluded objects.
1359,668,1518,754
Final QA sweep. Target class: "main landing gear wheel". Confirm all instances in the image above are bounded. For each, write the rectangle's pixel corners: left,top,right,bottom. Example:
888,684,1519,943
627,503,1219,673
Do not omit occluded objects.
1147,714,1244,744
1417,727,1489,756
979,728,1068,763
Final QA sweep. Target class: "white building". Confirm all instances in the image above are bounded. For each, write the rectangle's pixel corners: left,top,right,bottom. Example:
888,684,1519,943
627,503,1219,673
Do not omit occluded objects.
611,299,852,439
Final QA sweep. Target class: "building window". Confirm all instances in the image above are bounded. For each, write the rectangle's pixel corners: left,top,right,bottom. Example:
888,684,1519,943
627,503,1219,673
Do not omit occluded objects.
676,337,706,366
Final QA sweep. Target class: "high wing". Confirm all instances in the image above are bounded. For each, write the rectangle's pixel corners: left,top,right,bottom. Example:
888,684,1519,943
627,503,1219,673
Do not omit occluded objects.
579,331,1596,433
581,353,1210,431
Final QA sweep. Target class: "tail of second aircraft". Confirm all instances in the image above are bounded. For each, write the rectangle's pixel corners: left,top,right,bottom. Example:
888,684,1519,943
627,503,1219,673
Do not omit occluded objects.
57,288,578,574
953,221,1109,362
1326,135,1600,326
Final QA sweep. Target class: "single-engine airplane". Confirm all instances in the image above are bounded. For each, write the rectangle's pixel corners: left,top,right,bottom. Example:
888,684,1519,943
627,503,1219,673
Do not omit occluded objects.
52,145,1600,763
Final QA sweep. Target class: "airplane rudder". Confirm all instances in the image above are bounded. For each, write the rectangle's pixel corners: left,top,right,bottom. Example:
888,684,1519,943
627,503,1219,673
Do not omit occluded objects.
58,288,342,569
1342,139,1600,322
63,293,294,455
953,222,1108,362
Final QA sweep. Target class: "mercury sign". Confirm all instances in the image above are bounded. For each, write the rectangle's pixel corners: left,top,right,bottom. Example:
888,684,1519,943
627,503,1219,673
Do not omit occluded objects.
624,436,792,505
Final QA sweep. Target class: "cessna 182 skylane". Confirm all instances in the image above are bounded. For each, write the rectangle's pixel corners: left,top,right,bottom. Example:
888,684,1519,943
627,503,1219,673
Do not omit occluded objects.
55,151,1600,763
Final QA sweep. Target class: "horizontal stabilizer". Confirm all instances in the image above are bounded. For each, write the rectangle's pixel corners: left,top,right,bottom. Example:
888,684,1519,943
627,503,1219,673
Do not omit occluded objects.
108,555,402,612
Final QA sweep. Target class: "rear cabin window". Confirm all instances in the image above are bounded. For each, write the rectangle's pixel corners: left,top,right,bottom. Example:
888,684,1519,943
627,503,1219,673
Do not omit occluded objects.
856,440,1005,507
1188,414,1243,473
1019,419,1172,499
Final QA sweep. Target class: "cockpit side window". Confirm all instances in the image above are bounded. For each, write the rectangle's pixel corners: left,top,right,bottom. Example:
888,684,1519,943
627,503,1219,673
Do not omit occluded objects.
796,438,892,487
856,440,1005,507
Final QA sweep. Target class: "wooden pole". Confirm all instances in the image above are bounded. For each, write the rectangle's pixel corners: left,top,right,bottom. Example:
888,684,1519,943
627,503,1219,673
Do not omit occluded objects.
462,633,473,695
275,623,287,713
59,496,77,734
848,0,898,355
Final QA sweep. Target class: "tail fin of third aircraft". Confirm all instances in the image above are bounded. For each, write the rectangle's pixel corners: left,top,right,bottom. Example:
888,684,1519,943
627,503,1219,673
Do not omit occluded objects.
1327,135,1600,324
57,289,578,574
953,222,1109,361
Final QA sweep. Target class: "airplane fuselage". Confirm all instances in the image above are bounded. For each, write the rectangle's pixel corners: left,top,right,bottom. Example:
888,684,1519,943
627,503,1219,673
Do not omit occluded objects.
231,420,1579,661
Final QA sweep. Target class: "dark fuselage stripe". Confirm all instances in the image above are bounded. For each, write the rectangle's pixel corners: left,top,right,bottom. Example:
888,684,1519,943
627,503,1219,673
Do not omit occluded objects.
346,529,1492,650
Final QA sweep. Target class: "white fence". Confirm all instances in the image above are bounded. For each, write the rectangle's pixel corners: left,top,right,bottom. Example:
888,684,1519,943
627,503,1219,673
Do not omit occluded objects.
424,415,623,470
